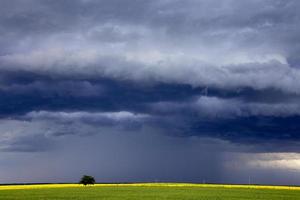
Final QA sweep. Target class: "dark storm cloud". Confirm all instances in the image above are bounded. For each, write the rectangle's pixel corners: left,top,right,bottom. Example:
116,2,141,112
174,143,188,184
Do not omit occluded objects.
1,73,300,151
1,0,300,93
0,75,203,117
1,68,299,149
1,0,300,185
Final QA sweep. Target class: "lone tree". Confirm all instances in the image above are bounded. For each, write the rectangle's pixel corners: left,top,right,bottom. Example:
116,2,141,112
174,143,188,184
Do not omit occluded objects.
80,175,95,186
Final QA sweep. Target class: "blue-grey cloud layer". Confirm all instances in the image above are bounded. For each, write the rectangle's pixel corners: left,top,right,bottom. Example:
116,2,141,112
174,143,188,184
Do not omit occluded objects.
1,0,300,184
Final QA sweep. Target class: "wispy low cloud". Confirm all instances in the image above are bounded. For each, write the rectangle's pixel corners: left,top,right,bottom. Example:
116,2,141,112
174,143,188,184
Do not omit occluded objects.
0,111,151,152
25,110,149,123
0,119,54,152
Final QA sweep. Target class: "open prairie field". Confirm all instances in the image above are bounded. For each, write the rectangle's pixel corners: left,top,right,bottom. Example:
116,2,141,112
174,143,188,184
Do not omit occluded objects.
0,183,300,200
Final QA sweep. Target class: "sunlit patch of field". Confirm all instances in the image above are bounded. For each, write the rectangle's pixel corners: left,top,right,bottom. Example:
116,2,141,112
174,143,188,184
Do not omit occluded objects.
1,183,300,200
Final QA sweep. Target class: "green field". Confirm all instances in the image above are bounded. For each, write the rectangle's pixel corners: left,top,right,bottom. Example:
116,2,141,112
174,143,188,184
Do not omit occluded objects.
1,184,300,200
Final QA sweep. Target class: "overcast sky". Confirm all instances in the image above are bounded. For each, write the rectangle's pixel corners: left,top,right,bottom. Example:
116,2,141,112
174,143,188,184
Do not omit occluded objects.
1,0,300,185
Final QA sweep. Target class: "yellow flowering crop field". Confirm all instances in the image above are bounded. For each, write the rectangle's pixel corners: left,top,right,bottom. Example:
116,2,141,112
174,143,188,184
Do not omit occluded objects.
0,183,299,191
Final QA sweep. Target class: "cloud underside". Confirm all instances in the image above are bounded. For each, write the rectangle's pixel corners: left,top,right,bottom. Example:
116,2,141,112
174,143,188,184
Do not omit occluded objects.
1,0,300,153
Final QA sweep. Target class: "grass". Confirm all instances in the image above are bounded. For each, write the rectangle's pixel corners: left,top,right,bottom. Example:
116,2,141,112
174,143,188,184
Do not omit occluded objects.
0,183,300,200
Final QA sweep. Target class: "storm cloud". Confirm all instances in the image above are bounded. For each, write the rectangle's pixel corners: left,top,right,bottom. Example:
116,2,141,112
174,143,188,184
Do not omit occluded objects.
1,0,300,185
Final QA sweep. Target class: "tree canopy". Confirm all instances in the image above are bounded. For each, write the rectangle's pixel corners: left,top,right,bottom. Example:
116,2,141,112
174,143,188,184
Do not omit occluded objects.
79,175,95,185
